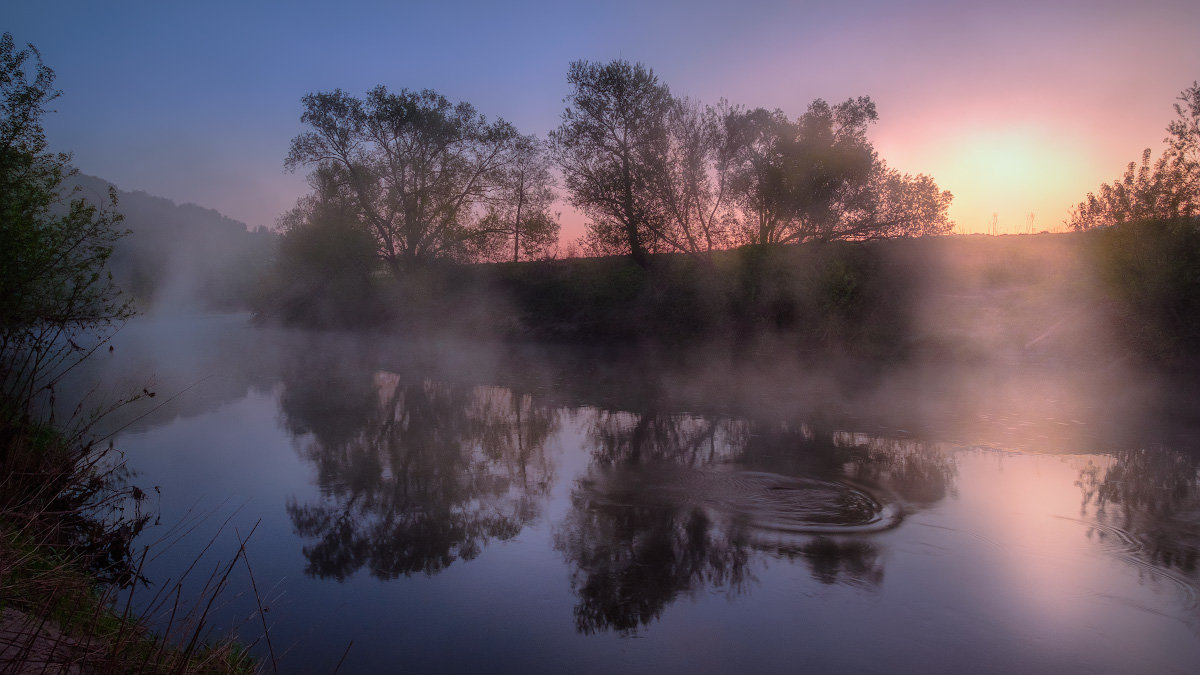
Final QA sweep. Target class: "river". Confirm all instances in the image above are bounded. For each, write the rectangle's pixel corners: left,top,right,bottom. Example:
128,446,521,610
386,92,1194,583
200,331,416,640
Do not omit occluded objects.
69,313,1200,673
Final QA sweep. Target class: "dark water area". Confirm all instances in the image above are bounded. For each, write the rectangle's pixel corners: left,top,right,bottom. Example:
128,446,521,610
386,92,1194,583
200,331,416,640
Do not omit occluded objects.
68,314,1200,673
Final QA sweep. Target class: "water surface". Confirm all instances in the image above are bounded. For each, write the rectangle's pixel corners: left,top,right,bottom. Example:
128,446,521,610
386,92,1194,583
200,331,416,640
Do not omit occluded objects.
75,315,1200,673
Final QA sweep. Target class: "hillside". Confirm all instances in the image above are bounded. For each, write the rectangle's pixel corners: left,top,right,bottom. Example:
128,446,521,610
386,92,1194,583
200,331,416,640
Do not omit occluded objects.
71,174,276,311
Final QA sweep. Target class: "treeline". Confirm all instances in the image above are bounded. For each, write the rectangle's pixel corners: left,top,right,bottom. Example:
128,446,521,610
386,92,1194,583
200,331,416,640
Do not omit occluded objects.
271,59,953,275
261,58,955,336
259,66,1200,367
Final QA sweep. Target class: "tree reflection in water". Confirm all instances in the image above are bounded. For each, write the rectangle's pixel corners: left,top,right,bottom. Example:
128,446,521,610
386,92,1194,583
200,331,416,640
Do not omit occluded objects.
1078,448,1200,573
556,410,955,634
281,360,557,581
556,477,753,635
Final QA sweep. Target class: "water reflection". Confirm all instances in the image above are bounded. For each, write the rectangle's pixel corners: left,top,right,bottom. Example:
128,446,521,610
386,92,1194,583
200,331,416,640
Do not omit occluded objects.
556,411,955,633
556,477,754,635
280,356,557,580
89,318,1200,670
1079,448,1200,574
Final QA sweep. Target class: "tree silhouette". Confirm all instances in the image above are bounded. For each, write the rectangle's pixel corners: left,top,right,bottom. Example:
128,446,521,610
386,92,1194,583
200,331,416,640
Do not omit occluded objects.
726,98,953,245
550,60,674,266
0,32,133,415
1069,81,1200,229
473,135,560,262
284,87,527,272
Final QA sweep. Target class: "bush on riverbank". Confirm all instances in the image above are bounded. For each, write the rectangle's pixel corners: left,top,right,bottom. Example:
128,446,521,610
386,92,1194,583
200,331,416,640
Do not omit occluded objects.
257,239,917,358
1083,217,1200,364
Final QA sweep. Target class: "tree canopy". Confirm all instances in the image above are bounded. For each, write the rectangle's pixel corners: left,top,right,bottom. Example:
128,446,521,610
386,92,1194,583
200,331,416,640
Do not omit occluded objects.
551,60,953,265
473,135,560,262
1069,81,1200,229
280,60,956,282
550,60,674,266
0,33,131,414
285,87,544,272
726,98,952,245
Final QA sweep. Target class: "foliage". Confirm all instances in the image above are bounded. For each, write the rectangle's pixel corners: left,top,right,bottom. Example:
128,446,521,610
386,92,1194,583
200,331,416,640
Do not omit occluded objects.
285,86,533,272
550,60,675,266
725,98,953,245
0,29,147,588
488,241,910,353
473,135,560,262
263,166,383,326
652,98,740,252
551,60,952,267
1069,82,1200,229
0,33,133,419
1,521,260,674
1084,217,1200,362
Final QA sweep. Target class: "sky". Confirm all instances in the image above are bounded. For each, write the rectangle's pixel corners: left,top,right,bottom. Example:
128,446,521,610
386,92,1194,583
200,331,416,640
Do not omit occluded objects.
8,0,1200,237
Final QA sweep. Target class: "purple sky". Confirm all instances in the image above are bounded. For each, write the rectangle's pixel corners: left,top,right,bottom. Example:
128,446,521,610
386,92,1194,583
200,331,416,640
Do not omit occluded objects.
8,0,1200,236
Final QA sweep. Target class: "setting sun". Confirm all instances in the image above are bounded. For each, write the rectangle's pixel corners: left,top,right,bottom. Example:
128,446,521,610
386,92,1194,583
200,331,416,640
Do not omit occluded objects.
890,126,1102,234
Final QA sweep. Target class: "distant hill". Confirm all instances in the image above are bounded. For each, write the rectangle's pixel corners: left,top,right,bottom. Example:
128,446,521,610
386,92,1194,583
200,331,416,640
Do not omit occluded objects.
71,174,277,312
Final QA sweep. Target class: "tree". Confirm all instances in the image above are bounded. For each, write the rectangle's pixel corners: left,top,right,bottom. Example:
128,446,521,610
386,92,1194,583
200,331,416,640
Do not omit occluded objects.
0,35,148,582
1069,81,1200,229
474,135,560,262
0,33,132,417
550,60,674,266
726,97,953,245
268,165,381,325
285,87,524,272
651,98,739,253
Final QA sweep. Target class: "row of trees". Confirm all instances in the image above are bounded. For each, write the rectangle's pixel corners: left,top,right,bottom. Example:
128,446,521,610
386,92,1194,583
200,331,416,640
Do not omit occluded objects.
283,60,954,272
551,61,953,265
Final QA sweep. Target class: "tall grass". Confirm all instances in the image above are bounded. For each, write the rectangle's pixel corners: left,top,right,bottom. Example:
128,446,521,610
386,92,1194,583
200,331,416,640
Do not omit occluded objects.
0,400,270,673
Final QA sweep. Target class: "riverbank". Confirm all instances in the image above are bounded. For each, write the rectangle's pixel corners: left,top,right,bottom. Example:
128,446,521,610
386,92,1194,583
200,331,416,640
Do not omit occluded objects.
0,415,259,673
258,218,1200,370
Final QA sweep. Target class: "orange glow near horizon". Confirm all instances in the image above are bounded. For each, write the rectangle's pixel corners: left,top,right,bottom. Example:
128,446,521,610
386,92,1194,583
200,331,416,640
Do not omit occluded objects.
936,128,1098,234
877,121,1120,236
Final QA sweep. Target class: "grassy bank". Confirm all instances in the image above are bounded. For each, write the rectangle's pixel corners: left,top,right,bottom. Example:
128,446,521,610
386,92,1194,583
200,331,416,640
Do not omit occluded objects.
256,218,1200,369
0,415,260,673
0,525,255,673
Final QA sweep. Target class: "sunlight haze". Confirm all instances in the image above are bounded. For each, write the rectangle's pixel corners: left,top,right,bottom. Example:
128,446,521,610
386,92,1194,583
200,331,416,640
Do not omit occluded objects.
7,0,1199,235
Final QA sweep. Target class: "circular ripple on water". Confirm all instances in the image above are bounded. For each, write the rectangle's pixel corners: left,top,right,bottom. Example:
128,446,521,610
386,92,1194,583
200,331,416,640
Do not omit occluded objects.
675,469,902,535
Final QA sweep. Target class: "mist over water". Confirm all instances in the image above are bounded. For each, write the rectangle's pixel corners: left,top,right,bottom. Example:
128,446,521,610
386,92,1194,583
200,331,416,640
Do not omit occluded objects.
55,272,1200,672
48,182,1197,671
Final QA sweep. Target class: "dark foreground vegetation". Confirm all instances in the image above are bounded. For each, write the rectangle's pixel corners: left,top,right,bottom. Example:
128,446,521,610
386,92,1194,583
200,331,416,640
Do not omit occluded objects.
0,34,260,672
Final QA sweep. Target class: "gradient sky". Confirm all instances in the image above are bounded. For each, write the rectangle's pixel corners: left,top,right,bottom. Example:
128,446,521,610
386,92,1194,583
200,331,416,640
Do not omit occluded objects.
8,0,1200,237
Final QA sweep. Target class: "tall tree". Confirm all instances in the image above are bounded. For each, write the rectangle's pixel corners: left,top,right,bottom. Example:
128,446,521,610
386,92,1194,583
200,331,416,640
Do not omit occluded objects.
550,60,674,266
285,87,521,272
726,98,952,245
1068,81,1200,230
475,135,560,262
651,98,738,253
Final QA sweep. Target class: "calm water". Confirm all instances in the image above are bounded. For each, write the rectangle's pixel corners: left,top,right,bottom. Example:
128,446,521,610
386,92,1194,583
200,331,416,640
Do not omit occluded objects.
73,314,1200,673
